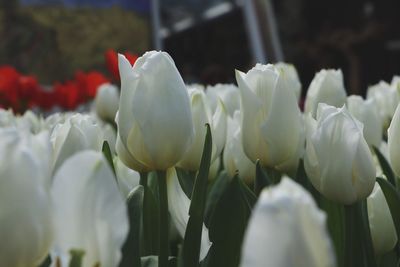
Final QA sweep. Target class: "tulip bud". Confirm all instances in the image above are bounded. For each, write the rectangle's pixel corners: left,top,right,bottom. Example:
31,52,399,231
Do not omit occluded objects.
367,182,398,255
275,62,302,101
117,51,194,170
51,150,129,267
223,111,255,183
95,83,119,122
347,95,382,148
367,81,399,130
50,113,103,172
16,110,43,133
205,83,240,117
0,128,53,267
305,69,347,117
388,104,400,177
304,103,376,204
177,88,227,171
235,64,304,172
0,108,15,127
241,178,335,267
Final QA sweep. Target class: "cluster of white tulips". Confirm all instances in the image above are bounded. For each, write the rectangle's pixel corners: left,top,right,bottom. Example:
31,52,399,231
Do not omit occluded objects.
1,50,400,267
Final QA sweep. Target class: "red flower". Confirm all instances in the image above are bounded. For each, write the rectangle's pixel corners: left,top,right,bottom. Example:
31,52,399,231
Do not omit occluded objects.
0,66,20,108
75,71,109,99
105,49,138,81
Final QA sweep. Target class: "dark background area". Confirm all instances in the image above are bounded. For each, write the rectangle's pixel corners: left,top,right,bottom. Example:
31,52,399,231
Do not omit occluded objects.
1,0,400,97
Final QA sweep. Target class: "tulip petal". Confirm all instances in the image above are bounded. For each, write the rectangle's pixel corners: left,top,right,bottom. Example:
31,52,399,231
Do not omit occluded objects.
388,104,400,177
235,70,267,163
166,168,212,260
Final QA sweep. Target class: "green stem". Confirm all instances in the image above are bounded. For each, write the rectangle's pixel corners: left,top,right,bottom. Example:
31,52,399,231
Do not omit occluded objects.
157,170,169,267
140,172,147,187
344,202,365,267
140,172,154,255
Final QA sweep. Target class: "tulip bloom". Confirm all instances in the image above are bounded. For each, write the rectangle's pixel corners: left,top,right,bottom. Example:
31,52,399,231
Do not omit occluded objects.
347,95,382,148
367,182,398,255
388,104,400,177
0,128,53,267
305,69,347,117
95,83,120,122
177,88,227,171
235,64,304,173
304,104,376,204
117,51,194,170
241,178,335,267
275,62,302,101
51,151,129,267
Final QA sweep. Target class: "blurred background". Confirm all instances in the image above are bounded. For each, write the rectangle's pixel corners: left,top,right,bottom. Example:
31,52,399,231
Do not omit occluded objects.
1,0,400,97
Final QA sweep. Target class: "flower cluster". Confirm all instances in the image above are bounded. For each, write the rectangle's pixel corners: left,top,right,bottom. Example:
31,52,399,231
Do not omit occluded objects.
1,50,400,267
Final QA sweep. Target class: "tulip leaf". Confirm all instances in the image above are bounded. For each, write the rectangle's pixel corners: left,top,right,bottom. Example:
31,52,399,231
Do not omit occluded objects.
376,177,400,239
360,200,377,267
206,175,252,267
254,160,271,196
38,255,51,267
102,141,116,176
296,159,320,204
182,124,212,267
176,168,196,199
68,249,85,267
204,171,230,227
238,178,257,210
119,185,144,267
373,147,396,187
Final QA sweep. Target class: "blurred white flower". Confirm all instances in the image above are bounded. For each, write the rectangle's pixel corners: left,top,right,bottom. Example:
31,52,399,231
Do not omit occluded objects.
95,83,120,122
114,156,140,198
367,182,398,255
0,128,53,267
206,83,240,117
388,104,400,177
51,150,129,267
241,178,335,267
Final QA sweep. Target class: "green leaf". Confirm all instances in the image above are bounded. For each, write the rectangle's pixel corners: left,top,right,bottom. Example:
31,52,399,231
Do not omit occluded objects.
182,124,213,267
360,200,377,267
295,160,320,204
374,147,397,187
206,175,252,267
176,168,196,199
102,141,116,176
377,178,400,239
37,255,51,267
238,178,257,210
254,160,270,196
119,185,144,267
69,249,85,267
204,171,230,227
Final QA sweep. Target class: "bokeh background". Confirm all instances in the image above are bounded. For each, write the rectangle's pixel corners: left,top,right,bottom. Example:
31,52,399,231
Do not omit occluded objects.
1,0,400,96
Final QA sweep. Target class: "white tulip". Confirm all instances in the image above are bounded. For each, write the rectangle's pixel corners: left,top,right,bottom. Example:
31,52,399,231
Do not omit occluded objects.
177,88,227,171
305,69,347,117
367,182,398,255
206,83,240,117
367,81,399,129
118,51,194,170
51,151,129,267
305,104,376,204
0,108,15,127
241,178,335,267
347,95,382,148
166,167,212,261
223,111,255,183
388,104,400,177
235,64,304,172
0,128,53,267
95,83,120,122
114,156,140,198
50,113,103,172
275,62,302,101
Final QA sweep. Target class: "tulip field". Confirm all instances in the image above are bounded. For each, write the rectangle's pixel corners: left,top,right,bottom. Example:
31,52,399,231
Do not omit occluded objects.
2,50,400,267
